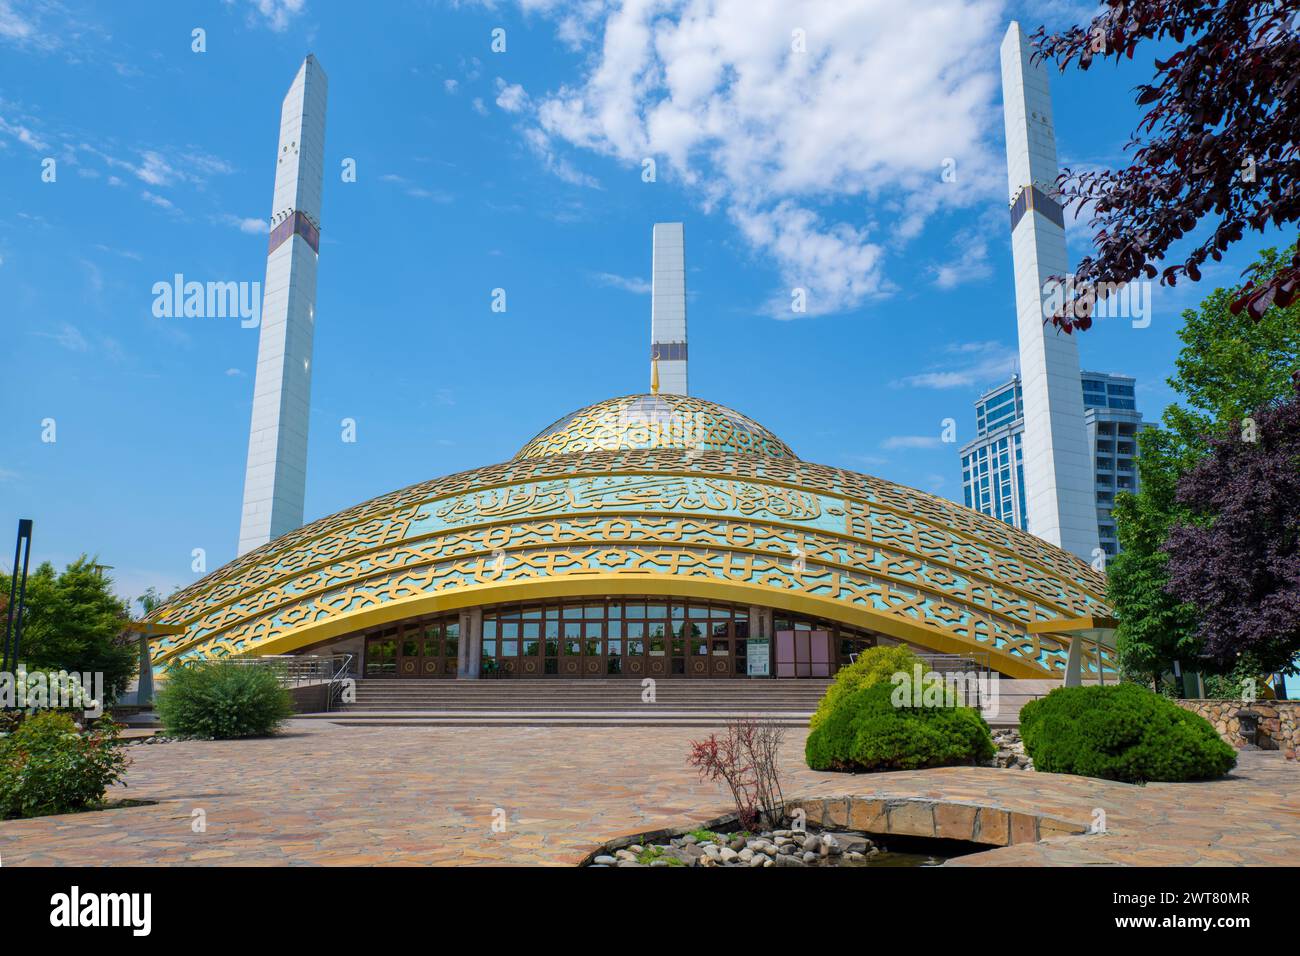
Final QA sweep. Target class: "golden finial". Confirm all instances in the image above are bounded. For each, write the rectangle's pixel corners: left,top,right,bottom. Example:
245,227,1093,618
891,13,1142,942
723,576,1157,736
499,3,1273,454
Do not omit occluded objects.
650,351,660,395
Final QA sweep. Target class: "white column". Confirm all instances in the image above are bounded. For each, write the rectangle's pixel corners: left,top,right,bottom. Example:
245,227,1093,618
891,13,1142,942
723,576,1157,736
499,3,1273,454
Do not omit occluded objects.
651,222,688,395
1000,23,1099,563
238,55,329,555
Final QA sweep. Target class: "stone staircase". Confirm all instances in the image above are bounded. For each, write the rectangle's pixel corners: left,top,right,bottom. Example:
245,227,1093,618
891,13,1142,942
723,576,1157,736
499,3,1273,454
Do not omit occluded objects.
299,678,835,728
295,676,1056,728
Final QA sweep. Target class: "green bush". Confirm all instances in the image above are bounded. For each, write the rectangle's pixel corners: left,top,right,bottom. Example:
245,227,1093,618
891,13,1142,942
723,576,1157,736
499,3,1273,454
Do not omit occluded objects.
810,645,919,730
0,711,130,819
806,681,995,772
1019,683,1237,783
156,661,294,740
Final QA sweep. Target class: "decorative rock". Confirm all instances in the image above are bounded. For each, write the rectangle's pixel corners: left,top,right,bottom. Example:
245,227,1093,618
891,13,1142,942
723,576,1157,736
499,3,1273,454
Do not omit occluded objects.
719,847,739,864
774,853,804,867
593,855,617,866
802,851,818,864
738,848,755,863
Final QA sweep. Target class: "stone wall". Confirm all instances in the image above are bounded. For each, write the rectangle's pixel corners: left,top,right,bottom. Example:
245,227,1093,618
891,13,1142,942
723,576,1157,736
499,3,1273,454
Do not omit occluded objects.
1178,699,1299,760
289,682,328,714
784,796,1087,847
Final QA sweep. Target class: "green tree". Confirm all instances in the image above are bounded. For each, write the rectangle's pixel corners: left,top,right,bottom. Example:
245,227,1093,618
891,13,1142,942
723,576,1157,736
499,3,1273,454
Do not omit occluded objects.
1109,428,1201,688
0,556,136,702
1108,245,1300,686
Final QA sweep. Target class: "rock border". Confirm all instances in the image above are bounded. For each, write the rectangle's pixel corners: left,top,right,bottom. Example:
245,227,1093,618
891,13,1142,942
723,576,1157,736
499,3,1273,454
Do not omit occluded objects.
785,796,1086,846
579,795,1090,865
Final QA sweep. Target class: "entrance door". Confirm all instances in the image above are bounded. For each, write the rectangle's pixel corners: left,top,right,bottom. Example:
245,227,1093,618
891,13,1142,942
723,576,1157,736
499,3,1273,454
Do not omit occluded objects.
389,620,457,677
645,617,669,678
622,619,646,678
706,620,734,677
775,629,834,678
396,625,424,678
364,628,399,677
558,617,584,677
684,620,711,677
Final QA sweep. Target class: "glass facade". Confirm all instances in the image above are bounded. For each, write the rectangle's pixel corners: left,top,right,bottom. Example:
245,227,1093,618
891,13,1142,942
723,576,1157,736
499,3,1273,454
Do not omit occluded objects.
961,378,1028,530
360,596,879,678
959,371,1144,554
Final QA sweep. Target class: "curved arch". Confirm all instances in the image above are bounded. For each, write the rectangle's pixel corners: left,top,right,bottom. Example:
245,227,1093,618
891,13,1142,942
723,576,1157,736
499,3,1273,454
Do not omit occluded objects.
212,574,1064,679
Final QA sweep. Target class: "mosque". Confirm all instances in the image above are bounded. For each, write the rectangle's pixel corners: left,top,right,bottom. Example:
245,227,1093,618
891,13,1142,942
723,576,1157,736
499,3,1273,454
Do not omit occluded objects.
141,52,1116,685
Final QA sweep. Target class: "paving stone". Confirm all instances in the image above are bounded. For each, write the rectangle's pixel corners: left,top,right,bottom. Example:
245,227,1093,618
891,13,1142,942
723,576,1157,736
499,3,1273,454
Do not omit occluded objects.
0,720,1294,867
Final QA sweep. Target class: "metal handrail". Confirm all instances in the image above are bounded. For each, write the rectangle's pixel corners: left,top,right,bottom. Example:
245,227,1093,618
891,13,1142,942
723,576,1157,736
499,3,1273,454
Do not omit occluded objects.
844,651,994,709
187,653,353,688
324,654,354,712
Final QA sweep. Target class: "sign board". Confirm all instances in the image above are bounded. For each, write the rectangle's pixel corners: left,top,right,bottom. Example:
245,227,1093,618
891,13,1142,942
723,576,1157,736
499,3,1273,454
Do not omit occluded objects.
746,638,770,677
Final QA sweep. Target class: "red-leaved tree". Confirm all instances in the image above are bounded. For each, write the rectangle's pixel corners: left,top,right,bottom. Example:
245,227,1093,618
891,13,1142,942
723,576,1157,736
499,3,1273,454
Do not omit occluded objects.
1162,386,1300,673
687,718,786,830
1032,1,1300,330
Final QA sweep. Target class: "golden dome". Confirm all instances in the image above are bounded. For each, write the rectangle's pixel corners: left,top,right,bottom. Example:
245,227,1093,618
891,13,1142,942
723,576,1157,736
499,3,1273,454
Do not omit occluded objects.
514,393,799,461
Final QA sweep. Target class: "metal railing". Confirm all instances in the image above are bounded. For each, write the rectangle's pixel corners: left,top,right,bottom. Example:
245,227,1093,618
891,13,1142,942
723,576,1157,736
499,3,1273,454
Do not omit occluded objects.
216,654,353,686
845,651,994,709
323,654,354,712
185,653,355,712
913,652,992,675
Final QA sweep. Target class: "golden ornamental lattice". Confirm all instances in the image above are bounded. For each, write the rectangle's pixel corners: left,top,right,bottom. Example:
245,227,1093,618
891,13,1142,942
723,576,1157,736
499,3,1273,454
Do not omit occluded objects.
145,443,1114,678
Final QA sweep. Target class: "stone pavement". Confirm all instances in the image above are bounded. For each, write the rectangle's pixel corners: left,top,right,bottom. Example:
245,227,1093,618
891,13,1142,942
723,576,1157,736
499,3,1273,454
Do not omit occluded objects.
0,720,1296,866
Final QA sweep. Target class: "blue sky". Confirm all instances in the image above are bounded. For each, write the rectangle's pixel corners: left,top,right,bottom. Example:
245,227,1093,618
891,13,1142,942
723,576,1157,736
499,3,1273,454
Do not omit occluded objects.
0,0,1288,605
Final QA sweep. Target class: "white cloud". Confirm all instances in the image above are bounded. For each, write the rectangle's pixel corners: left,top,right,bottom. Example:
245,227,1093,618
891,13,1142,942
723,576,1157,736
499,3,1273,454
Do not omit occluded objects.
444,78,459,94
218,213,268,234
242,0,306,32
44,323,88,352
591,271,652,294
882,435,942,450
733,202,887,317
930,212,1001,289
140,190,177,212
892,339,1018,390
500,0,1005,317
75,143,234,188
495,78,529,113
0,113,49,151
380,173,453,203
225,367,244,376
135,149,174,185
0,1,35,42
472,97,489,116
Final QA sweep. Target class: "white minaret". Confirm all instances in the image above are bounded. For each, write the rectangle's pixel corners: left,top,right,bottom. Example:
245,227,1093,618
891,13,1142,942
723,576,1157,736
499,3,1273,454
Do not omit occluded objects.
238,55,328,555
1000,23,1099,563
651,222,688,395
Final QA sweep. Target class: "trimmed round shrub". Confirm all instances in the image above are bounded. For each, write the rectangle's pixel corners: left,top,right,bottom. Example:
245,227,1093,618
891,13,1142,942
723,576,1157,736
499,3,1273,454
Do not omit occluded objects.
1019,683,1237,783
156,661,294,740
810,645,919,730
806,681,996,772
0,711,130,819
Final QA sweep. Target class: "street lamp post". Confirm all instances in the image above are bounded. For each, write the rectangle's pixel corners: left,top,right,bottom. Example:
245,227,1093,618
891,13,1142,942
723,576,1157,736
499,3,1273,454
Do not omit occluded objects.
2,519,34,675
